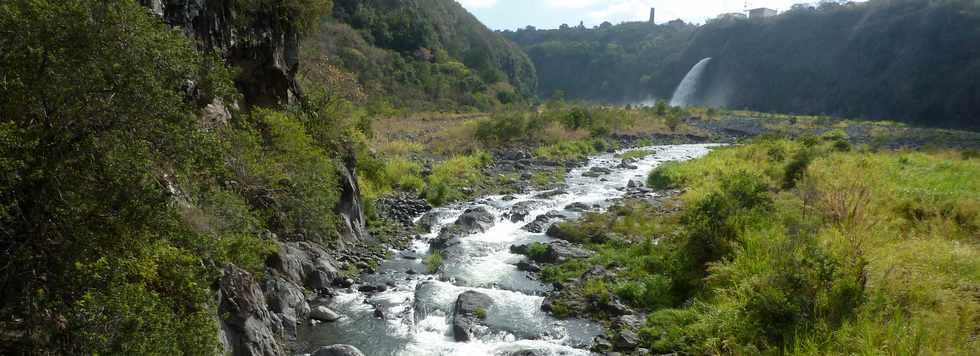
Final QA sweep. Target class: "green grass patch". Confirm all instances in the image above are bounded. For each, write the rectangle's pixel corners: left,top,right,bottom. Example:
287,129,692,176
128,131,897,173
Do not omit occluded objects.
425,251,444,274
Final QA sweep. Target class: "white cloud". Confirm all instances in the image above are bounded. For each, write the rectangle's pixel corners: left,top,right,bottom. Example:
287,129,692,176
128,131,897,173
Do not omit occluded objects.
457,0,499,8
545,0,602,9
587,0,655,23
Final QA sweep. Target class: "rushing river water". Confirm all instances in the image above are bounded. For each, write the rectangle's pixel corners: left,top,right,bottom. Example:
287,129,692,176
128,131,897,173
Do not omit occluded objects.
299,144,718,356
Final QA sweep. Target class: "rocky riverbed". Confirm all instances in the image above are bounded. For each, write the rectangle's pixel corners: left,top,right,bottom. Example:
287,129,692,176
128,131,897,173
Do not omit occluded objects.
295,144,720,356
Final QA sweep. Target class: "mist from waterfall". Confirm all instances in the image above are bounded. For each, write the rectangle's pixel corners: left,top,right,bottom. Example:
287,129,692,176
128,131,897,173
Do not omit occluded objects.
669,57,712,107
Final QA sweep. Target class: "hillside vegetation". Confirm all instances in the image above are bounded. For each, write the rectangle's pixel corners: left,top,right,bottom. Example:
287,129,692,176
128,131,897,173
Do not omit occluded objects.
0,0,373,353
506,0,980,129
305,0,537,111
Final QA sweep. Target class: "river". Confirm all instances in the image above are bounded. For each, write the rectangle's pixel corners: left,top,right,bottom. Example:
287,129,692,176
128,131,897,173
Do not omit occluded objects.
299,144,718,356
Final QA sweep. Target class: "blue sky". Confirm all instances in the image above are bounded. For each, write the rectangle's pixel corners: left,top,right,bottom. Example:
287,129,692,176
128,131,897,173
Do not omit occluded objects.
458,0,832,30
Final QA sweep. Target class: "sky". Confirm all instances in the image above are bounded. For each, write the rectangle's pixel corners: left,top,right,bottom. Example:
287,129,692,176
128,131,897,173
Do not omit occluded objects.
457,0,827,30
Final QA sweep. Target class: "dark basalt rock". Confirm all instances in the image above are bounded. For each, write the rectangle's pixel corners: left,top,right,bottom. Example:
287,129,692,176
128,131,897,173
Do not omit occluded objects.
217,266,284,356
506,201,541,222
534,189,567,199
582,166,613,178
415,211,441,234
262,276,310,335
452,291,494,342
521,211,567,233
269,241,340,291
430,207,496,249
564,202,591,212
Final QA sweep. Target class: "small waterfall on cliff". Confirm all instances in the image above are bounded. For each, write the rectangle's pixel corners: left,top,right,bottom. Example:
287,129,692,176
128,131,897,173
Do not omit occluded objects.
669,57,712,107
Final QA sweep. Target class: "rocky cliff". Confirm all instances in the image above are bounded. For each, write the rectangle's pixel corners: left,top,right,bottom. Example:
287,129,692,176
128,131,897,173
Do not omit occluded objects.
139,0,302,107
140,2,374,354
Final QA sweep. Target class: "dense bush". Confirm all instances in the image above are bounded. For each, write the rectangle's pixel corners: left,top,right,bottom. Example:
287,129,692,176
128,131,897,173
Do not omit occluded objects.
0,0,363,353
310,0,537,111
0,1,232,352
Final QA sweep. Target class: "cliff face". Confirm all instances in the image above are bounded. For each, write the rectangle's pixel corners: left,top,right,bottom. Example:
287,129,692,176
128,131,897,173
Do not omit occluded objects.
140,0,301,107
139,2,372,355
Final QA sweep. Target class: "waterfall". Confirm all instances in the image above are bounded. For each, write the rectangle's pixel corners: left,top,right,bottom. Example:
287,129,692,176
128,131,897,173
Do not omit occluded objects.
669,57,712,107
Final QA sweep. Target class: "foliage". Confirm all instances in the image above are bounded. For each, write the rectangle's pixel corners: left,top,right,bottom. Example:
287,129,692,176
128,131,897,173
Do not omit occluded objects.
474,111,547,143
425,250,444,274
307,0,537,111
543,138,980,354
0,0,229,353
474,307,488,319
0,0,353,353
423,152,491,206
508,0,980,129
646,162,681,190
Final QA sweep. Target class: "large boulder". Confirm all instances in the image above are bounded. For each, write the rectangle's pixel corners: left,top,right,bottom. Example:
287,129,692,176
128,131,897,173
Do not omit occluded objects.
513,240,594,264
506,201,540,223
311,344,366,356
310,305,341,322
430,207,495,249
415,211,441,234
268,241,340,291
452,291,494,342
564,202,590,212
455,207,495,232
261,276,309,335
218,266,284,356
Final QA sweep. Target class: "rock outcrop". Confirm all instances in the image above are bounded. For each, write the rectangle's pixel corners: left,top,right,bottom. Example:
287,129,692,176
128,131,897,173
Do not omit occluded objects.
138,0,302,106
218,266,285,356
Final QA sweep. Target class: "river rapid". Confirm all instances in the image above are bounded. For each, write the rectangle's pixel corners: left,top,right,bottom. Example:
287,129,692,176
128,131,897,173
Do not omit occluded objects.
299,144,719,356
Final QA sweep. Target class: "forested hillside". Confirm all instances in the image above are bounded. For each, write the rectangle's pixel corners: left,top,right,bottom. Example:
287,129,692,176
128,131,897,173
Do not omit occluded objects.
506,0,980,129
306,0,537,111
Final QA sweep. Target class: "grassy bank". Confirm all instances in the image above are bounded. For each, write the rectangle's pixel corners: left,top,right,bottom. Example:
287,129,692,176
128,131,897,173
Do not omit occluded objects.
541,136,980,354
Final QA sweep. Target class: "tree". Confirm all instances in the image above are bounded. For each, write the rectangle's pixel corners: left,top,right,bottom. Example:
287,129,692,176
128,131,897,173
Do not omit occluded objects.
0,1,230,353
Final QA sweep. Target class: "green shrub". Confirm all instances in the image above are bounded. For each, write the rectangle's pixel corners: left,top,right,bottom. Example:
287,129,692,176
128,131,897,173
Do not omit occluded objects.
526,242,550,261
647,162,681,190
474,307,488,319
425,251,444,273
423,152,490,206
474,111,546,143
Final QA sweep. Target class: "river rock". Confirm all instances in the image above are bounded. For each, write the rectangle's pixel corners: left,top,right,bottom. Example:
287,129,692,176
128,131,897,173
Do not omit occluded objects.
506,201,540,222
430,207,495,249
452,291,494,342
311,344,367,356
262,276,310,335
543,240,595,263
415,211,441,234
618,160,639,170
310,305,341,322
614,329,641,351
564,202,590,212
516,260,542,273
521,211,566,233
268,241,339,291
534,189,567,199
582,166,613,177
